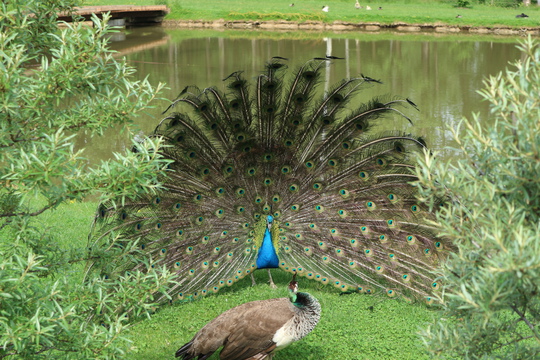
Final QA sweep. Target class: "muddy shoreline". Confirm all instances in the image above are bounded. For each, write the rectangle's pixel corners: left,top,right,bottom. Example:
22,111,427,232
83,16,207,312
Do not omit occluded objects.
163,19,539,36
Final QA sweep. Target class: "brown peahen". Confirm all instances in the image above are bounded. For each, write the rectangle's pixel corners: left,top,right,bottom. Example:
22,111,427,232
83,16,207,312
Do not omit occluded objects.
175,274,320,360
87,57,449,304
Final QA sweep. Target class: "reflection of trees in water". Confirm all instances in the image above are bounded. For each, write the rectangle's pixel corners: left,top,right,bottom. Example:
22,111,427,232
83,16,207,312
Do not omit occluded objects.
85,29,521,165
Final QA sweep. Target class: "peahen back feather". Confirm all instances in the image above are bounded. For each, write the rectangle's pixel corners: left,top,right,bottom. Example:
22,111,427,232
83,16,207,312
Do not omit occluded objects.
87,58,449,303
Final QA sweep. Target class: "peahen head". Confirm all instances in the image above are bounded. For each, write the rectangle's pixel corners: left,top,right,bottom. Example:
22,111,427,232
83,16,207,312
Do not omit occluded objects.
288,273,299,300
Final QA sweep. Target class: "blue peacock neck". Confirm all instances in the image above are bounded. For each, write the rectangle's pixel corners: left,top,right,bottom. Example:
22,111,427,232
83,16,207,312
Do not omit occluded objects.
255,215,279,269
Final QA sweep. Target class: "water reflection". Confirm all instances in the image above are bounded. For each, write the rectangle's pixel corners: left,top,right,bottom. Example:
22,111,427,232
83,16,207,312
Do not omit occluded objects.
84,27,523,162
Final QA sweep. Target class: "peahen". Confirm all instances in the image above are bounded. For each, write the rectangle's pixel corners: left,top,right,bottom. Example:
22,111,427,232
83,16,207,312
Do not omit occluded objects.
87,57,449,304
175,273,320,360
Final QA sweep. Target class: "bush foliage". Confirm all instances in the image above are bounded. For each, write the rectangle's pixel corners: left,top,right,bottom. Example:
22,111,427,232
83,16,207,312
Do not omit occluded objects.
416,37,540,359
0,1,177,358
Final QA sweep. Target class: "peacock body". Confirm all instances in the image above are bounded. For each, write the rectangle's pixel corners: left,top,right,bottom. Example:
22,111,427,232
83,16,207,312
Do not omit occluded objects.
87,57,448,303
175,274,320,360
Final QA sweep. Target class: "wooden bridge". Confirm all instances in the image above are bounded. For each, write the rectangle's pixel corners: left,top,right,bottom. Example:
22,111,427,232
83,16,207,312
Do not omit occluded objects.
58,5,170,27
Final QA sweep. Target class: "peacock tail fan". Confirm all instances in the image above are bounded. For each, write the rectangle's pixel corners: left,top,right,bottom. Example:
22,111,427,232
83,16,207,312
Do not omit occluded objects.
86,57,450,304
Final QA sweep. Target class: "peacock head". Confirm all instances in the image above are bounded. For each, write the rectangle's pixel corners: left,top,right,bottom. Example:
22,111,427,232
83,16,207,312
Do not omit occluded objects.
266,215,274,228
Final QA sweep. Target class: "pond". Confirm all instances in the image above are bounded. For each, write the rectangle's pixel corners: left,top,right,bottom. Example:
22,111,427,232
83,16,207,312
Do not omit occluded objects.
80,27,525,163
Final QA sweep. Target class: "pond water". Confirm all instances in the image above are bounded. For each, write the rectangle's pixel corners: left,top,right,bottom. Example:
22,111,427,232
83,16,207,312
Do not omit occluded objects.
80,27,525,162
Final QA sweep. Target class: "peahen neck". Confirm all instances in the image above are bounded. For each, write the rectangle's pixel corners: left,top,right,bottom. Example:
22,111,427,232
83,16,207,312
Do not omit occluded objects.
286,290,321,341
290,291,320,311
255,224,279,269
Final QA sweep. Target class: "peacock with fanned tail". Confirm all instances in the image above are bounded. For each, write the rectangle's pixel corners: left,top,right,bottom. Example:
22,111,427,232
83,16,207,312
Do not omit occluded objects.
87,57,450,304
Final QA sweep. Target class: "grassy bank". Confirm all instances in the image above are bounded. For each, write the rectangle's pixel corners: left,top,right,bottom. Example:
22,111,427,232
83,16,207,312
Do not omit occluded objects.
84,0,540,28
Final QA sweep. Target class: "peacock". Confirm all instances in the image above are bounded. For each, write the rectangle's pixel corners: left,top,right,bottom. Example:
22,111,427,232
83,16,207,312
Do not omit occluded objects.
86,57,449,304
175,273,320,360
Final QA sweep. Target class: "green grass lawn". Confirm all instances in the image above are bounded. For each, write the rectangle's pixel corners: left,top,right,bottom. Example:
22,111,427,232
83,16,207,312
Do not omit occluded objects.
31,201,436,359
83,0,540,28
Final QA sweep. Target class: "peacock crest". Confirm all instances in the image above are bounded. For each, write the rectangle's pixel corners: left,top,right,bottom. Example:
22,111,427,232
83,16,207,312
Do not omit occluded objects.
87,57,449,304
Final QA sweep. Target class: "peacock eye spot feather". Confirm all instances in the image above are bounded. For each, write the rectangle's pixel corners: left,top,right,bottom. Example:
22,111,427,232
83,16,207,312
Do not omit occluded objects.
177,230,184,236
230,99,241,109
273,211,281,218
236,188,246,196
237,134,245,141
262,204,270,212
194,194,202,201
264,81,277,90
281,166,290,174
253,213,261,219
342,141,351,149
313,182,322,190
328,159,337,166
135,223,142,231
376,158,387,166
153,197,161,205
359,171,369,179
331,94,344,103
161,248,166,254
264,178,273,186
264,154,273,161
305,160,314,168
321,115,333,125
155,223,162,230
294,94,306,103
284,139,293,147
187,151,196,159
255,196,263,203
303,70,316,80
289,184,298,192
210,123,218,130
272,195,280,203
435,242,442,248
230,79,245,89
243,146,252,152
247,167,256,176
120,211,128,220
